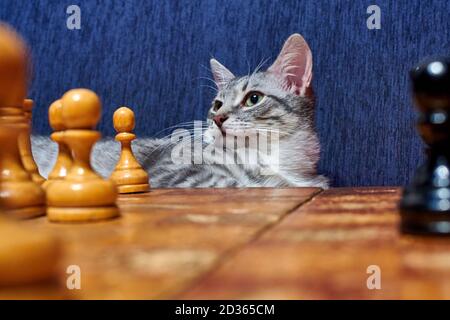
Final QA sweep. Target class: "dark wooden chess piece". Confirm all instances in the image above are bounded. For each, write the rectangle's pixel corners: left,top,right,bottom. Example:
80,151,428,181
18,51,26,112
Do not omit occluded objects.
400,57,450,235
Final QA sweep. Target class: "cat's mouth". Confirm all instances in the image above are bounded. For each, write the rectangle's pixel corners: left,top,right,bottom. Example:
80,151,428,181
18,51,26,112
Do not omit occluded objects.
206,124,264,143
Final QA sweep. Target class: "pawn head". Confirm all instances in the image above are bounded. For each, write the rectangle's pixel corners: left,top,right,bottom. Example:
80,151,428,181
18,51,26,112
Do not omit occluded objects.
0,24,29,107
61,89,102,129
411,57,450,109
48,99,65,131
113,106,135,133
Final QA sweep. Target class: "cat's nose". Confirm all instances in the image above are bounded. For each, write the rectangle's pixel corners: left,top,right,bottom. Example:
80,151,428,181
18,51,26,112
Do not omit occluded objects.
213,115,228,128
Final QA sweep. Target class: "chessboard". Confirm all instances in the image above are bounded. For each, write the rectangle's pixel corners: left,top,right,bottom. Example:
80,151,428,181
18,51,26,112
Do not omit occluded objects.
2,186,450,300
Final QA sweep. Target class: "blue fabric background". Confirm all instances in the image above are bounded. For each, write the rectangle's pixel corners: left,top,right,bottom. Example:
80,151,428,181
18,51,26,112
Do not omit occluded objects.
1,0,449,187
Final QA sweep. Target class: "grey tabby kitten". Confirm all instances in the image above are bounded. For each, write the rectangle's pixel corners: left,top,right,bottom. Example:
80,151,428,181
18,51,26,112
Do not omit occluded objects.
32,34,328,188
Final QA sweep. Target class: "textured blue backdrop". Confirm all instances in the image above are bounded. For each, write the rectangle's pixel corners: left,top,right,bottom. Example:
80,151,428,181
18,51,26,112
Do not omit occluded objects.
1,0,449,187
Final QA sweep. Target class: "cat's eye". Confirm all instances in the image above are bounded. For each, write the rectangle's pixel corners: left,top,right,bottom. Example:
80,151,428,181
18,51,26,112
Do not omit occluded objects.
213,100,223,111
243,91,264,107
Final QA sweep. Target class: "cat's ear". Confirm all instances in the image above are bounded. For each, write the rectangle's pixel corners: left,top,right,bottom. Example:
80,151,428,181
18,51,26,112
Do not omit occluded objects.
210,58,235,90
268,34,313,96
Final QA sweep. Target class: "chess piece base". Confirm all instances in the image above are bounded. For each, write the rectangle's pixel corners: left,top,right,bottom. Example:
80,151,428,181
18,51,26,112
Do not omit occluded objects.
400,183,450,235
0,181,46,219
400,210,450,235
117,183,150,194
0,219,60,286
45,127,119,223
2,206,46,219
0,122,46,219
46,178,118,207
47,206,119,223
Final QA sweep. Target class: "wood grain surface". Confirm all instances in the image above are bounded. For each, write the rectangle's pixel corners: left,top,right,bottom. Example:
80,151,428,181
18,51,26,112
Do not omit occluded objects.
1,188,319,299
183,187,450,299
3,187,450,299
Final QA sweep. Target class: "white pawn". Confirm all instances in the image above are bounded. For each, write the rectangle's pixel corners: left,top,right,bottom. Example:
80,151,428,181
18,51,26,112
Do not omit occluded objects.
46,89,119,222
110,106,150,193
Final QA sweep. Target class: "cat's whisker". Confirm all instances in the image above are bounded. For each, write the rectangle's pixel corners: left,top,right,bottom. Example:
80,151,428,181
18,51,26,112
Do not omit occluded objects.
153,121,209,137
196,76,218,85
246,58,252,79
200,63,213,74
253,128,294,136
254,127,292,133
249,56,271,83
150,130,208,153
200,84,218,93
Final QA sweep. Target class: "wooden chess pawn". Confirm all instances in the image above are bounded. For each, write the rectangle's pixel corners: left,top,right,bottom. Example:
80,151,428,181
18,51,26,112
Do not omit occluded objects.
0,123,46,218
0,24,46,219
46,89,119,222
110,107,150,193
0,215,61,286
400,57,450,235
18,98,45,185
42,99,72,189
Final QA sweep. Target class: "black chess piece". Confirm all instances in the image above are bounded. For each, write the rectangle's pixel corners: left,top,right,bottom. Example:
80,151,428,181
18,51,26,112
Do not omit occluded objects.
400,57,450,235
